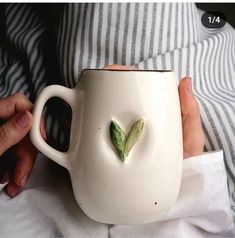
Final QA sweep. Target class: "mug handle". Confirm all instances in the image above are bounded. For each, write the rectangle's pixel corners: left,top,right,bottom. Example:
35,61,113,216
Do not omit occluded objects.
30,85,77,171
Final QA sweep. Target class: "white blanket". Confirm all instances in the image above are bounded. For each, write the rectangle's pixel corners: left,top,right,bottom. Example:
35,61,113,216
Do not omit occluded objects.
0,151,234,237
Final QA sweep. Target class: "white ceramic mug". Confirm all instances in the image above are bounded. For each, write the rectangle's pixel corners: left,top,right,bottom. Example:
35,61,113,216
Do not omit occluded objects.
30,69,183,224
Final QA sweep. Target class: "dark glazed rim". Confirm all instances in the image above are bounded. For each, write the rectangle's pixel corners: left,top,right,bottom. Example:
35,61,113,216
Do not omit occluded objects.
81,69,173,74
77,69,174,87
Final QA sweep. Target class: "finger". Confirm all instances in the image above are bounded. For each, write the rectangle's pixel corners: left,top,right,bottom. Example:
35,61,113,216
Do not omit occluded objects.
8,116,44,191
12,135,38,188
5,181,21,197
178,77,205,158
0,111,33,156
0,93,33,120
178,77,200,118
182,118,205,158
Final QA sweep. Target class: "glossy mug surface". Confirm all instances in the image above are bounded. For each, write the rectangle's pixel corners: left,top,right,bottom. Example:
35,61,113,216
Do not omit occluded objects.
30,69,183,224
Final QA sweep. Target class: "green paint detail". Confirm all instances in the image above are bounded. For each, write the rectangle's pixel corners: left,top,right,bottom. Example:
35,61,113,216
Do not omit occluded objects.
110,119,144,161
110,121,126,161
123,119,144,159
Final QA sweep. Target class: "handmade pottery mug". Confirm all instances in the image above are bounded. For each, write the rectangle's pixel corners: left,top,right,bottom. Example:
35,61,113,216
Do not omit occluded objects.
30,69,183,224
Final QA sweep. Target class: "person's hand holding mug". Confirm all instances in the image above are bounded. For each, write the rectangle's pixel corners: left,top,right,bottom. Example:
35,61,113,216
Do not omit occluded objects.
104,65,205,159
0,65,204,199
0,93,46,197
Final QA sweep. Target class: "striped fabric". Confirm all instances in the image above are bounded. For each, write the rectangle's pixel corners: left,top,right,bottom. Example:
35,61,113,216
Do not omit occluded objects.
0,4,70,150
1,3,235,216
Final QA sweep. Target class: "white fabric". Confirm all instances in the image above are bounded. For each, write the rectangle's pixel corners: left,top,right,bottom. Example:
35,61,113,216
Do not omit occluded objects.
0,151,234,237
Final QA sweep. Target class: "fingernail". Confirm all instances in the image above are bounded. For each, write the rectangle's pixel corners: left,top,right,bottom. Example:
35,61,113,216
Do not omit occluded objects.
15,111,31,128
7,184,19,197
187,77,193,96
20,174,28,187
9,188,18,197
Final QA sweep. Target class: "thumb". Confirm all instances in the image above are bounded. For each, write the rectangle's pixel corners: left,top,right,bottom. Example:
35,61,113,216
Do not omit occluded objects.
178,77,200,117
0,111,32,155
179,77,205,158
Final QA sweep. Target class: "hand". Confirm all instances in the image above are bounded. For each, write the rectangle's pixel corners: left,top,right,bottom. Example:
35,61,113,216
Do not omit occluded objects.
0,93,46,197
104,65,205,159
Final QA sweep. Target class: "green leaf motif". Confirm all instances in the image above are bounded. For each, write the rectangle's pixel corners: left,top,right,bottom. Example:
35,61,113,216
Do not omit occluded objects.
110,121,126,161
123,119,144,159
110,119,144,161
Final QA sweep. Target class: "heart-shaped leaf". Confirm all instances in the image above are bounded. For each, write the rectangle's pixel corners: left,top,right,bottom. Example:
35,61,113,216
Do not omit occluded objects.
110,121,126,161
123,119,144,159
110,119,144,161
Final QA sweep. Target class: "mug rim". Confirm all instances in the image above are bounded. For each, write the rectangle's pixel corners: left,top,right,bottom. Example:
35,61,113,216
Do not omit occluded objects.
81,69,173,74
